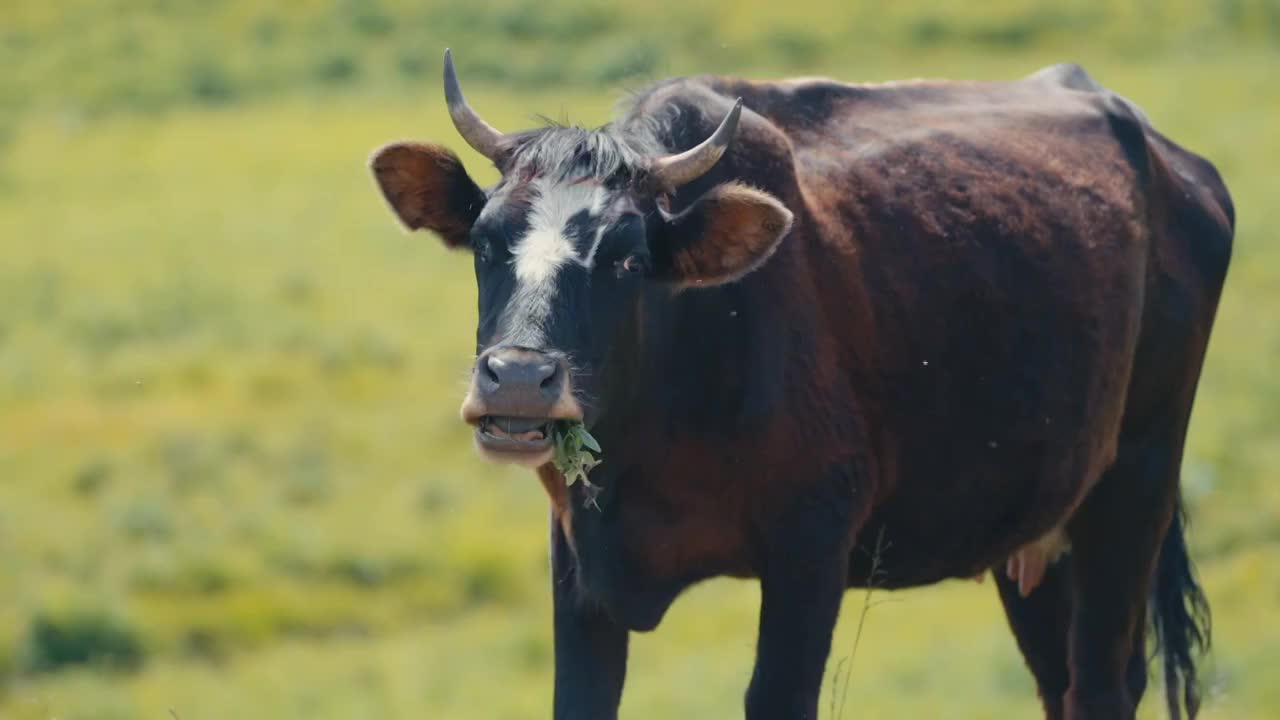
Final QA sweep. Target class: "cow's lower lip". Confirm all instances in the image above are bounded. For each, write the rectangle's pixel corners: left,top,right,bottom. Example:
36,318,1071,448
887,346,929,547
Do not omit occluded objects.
475,416,555,453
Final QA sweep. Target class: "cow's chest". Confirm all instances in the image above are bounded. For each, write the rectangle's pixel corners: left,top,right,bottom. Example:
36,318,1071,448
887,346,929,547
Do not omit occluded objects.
559,470,755,631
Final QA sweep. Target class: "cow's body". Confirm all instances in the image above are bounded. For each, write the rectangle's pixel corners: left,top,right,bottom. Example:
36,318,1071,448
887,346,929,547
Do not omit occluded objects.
556,62,1229,611
371,60,1230,720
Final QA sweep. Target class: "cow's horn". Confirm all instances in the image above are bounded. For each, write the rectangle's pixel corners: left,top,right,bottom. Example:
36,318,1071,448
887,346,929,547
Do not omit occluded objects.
649,98,743,189
443,49,506,161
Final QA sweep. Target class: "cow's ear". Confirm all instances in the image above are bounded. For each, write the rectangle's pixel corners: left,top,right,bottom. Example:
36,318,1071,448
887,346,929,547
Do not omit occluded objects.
651,182,793,288
369,142,486,248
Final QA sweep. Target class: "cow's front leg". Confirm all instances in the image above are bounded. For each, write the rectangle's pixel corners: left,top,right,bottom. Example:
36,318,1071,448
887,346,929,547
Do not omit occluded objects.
551,517,628,720
745,471,859,719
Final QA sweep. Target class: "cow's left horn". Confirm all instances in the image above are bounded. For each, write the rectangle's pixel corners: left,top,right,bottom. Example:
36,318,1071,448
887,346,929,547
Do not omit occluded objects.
649,98,743,190
443,49,507,161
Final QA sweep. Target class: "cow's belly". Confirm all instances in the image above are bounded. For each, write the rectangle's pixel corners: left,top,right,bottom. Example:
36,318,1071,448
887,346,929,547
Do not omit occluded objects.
846,448,1096,588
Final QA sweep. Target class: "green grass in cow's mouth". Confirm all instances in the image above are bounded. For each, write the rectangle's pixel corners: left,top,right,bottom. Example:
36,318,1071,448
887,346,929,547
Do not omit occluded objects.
553,421,603,509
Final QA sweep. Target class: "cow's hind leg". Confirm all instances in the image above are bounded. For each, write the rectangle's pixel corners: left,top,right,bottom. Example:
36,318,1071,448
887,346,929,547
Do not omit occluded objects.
1062,436,1180,720
994,559,1073,720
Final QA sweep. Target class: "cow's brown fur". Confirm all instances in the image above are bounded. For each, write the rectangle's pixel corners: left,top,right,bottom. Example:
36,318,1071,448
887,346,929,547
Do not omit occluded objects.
370,142,484,246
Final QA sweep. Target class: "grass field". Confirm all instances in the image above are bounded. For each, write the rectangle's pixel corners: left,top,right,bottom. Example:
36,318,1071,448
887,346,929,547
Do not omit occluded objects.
1,1,1278,718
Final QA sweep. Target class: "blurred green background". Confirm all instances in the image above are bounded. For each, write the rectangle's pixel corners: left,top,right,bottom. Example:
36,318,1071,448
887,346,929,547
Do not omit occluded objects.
1,1,1277,718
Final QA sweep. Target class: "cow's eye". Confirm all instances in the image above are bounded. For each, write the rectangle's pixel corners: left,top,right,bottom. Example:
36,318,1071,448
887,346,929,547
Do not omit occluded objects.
618,255,647,276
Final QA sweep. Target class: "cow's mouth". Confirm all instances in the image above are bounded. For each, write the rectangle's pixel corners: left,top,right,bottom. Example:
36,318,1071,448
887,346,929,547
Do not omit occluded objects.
475,415,556,454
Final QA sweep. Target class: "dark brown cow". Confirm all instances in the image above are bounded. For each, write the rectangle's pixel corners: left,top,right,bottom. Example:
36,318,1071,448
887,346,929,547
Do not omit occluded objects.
370,53,1231,720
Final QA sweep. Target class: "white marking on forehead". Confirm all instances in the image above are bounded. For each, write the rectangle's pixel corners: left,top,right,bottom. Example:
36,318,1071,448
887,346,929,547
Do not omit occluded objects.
513,181,599,282
502,179,605,348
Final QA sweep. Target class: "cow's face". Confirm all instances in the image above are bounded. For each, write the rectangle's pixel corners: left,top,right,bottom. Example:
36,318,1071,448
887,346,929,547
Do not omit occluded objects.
369,54,792,466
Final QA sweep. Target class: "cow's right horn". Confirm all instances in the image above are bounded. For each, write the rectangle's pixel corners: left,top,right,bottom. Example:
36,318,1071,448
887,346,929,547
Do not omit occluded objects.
649,98,743,190
443,49,507,161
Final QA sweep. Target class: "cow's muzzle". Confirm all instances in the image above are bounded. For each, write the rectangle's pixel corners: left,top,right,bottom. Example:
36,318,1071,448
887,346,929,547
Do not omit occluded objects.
460,346,584,466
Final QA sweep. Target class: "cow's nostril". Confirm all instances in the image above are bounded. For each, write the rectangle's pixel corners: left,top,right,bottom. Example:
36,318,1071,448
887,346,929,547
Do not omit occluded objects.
538,363,558,390
483,355,504,385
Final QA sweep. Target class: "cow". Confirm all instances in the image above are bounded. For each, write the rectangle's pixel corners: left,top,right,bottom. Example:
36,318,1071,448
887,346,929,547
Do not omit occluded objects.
369,51,1231,720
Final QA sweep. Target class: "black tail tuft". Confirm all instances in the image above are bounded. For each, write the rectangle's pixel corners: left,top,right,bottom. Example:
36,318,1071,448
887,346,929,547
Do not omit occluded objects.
1151,499,1212,720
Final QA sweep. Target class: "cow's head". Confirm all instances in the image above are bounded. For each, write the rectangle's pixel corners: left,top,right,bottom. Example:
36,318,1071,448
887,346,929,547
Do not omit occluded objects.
370,51,792,466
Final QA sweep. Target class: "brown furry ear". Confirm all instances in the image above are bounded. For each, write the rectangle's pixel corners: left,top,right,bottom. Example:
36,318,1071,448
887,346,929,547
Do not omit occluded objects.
652,182,793,287
369,142,486,248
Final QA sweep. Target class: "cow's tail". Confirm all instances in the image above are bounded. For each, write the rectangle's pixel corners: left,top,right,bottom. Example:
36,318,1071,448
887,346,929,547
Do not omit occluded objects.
1151,498,1211,720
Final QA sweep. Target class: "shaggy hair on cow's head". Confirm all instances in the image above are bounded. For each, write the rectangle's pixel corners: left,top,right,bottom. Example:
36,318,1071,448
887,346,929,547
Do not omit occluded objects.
496,98,686,187
502,125,661,184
